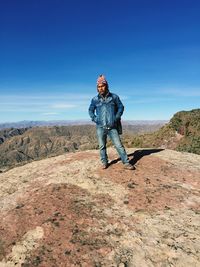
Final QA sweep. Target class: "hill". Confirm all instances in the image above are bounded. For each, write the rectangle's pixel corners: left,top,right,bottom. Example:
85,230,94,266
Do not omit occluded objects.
0,125,97,172
0,128,29,145
125,109,200,155
0,120,167,130
0,148,200,266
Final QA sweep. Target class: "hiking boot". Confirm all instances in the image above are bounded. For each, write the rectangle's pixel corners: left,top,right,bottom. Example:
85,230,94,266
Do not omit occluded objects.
101,163,108,169
124,163,135,170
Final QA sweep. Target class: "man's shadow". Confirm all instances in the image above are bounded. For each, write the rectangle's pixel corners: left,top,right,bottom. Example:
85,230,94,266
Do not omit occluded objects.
109,148,164,166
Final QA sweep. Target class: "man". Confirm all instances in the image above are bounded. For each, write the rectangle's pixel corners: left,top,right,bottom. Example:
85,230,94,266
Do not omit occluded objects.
88,74,134,170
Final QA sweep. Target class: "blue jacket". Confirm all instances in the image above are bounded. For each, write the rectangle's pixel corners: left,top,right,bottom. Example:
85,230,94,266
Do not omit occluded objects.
88,92,124,134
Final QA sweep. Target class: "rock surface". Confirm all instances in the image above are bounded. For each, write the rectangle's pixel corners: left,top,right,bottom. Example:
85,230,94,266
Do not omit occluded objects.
0,148,200,267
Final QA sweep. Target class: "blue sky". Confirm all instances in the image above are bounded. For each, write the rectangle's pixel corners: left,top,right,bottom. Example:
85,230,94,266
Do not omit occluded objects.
0,0,200,122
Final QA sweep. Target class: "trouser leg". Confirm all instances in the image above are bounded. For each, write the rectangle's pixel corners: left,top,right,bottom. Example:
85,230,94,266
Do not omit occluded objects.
96,127,108,164
108,128,129,164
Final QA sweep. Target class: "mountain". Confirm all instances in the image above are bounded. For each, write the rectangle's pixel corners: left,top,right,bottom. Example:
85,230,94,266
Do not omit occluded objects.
125,109,200,155
0,120,167,130
0,125,97,172
0,128,30,145
0,148,200,266
170,109,200,154
0,120,93,130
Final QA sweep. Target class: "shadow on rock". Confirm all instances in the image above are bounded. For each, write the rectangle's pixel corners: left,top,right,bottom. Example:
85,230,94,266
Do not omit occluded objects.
109,148,164,167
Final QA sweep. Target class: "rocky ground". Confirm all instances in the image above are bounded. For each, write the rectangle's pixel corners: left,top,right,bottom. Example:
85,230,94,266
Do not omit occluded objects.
0,148,200,267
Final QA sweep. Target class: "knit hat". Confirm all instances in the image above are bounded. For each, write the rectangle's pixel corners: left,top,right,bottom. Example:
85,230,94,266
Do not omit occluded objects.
97,74,108,85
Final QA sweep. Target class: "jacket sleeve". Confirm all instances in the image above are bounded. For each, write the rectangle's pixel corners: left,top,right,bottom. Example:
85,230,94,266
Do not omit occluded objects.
88,98,97,122
115,95,124,120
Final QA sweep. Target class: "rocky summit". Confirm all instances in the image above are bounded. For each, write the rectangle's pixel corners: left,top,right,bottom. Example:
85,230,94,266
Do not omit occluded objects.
0,148,200,267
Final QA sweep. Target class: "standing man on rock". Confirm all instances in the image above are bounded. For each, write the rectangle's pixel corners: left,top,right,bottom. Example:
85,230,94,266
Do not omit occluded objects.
88,74,134,170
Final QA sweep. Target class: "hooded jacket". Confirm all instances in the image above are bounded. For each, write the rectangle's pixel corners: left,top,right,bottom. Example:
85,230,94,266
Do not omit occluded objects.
88,92,124,134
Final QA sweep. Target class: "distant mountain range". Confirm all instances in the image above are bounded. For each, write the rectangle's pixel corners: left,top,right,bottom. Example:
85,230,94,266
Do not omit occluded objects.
0,120,168,130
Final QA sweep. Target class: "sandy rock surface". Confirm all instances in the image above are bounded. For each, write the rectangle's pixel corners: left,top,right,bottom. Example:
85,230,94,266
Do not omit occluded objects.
0,148,200,267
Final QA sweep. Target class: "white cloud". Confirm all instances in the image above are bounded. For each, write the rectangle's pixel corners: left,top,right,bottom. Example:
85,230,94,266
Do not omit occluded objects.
0,93,93,101
127,97,174,104
51,103,77,109
156,88,200,97
42,112,60,115
0,92,92,113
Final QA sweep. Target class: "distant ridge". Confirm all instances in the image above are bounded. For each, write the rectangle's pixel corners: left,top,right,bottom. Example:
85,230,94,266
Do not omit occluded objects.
0,120,168,130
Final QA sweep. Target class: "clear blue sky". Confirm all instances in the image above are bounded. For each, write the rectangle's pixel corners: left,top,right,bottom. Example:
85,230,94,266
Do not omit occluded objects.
0,0,200,122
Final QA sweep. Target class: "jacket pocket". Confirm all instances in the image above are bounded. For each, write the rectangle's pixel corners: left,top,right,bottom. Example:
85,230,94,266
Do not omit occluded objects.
93,116,98,123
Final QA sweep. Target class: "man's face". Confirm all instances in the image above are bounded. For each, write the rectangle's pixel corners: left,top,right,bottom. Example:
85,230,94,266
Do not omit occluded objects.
97,83,107,96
